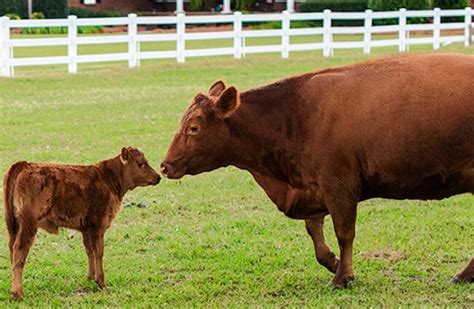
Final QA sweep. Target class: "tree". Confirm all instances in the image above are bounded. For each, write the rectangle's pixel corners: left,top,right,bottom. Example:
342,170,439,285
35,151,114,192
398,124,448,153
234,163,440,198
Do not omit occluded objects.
33,0,69,18
0,0,26,18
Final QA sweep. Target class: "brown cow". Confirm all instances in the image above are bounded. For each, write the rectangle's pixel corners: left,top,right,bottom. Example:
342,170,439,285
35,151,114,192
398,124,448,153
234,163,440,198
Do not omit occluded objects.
3,147,161,300
161,53,474,288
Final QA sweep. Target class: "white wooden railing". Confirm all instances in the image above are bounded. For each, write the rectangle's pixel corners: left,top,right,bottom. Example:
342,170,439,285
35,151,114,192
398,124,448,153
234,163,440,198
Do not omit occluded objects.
0,8,473,77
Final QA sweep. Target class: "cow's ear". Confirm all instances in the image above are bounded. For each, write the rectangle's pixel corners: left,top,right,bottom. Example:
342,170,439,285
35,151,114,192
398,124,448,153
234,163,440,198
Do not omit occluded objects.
208,80,227,97
120,147,129,164
215,86,240,118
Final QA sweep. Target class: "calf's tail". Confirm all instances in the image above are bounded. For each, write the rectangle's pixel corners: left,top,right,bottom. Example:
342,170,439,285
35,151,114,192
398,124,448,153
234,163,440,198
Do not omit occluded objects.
3,161,26,242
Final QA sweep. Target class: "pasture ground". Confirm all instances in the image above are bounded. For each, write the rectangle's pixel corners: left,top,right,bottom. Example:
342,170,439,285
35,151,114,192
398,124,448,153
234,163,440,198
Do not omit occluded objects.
0,40,473,306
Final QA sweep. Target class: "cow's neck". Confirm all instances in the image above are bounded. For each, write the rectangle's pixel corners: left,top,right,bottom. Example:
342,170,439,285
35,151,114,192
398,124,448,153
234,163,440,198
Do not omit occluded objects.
100,156,127,199
226,79,306,187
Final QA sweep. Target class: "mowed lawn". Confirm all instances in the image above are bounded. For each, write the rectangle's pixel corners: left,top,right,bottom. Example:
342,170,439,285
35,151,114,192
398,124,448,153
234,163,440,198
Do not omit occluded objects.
0,39,473,306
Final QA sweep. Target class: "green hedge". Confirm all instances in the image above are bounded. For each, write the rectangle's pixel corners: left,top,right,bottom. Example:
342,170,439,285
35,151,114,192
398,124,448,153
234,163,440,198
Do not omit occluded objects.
432,0,469,8
368,0,430,11
0,0,25,18
33,0,68,18
300,0,368,12
69,7,124,18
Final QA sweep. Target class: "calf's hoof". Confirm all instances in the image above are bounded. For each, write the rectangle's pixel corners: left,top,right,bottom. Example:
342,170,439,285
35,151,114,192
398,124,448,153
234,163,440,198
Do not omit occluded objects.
452,274,474,284
11,291,24,301
329,274,354,289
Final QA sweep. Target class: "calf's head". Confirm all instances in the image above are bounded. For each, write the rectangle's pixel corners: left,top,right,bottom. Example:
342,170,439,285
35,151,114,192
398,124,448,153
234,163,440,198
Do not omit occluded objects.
120,147,161,188
161,80,240,179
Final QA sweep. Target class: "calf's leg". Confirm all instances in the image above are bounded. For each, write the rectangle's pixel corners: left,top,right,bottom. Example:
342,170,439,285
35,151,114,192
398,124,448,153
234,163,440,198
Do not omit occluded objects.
90,232,106,289
453,258,474,283
82,231,96,280
11,218,37,301
305,215,339,274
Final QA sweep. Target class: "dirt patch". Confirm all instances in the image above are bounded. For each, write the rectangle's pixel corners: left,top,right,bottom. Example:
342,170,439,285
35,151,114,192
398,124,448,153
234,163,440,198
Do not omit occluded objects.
467,295,474,302
360,249,405,262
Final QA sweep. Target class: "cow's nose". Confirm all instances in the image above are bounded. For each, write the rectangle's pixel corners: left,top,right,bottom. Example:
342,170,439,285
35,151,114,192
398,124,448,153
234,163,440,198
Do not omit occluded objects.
160,162,169,176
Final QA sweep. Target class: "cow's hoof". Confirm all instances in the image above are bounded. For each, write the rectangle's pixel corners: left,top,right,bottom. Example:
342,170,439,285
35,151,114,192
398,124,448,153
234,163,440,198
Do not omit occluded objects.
452,274,474,284
328,275,354,289
96,281,106,290
11,291,23,301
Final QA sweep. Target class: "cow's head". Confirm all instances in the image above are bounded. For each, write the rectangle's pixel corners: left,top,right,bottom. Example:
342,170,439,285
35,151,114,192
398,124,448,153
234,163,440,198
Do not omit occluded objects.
161,80,240,179
121,147,161,188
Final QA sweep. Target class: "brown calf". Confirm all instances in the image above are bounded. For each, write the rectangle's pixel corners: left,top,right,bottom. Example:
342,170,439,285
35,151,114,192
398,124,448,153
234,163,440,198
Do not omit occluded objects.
3,147,161,300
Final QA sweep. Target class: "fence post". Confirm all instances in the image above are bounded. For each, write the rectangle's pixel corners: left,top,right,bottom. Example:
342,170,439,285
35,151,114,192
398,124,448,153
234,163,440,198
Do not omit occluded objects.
233,11,242,59
281,10,290,58
177,13,185,64
323,9,332,57
363,9,372,54
433,8,440,50
287,0,294,14
128,13,138,68
465,7,472,47
0,17,11,78
399,8,407,52
68,15,78,74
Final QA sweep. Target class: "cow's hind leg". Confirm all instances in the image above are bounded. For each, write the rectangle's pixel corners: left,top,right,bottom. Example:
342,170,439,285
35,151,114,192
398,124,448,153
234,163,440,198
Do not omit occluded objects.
90,231,106,289
453,258,474,283
11,217,37,301
82,231,96,281
305,215,339,274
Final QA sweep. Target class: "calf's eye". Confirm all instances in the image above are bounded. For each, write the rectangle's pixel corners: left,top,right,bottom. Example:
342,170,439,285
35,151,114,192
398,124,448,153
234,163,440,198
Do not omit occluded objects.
190,126,199,134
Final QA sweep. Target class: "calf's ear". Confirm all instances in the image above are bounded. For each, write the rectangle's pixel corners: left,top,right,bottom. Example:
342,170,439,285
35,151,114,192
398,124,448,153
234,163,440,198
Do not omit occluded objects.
215,86,240,118
120,147,129,164
208,80,227,97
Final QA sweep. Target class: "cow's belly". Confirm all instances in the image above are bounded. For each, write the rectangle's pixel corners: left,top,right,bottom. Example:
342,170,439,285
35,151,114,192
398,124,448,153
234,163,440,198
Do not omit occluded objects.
362,168,473,200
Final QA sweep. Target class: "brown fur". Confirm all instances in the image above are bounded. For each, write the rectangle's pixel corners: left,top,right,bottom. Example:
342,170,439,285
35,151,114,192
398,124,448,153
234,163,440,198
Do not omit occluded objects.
3,147,160,300
161,53,474,288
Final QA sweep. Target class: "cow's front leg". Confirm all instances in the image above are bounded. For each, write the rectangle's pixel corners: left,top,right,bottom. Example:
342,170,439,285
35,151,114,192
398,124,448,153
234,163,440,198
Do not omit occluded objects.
453,258,474,283
305,215,339,274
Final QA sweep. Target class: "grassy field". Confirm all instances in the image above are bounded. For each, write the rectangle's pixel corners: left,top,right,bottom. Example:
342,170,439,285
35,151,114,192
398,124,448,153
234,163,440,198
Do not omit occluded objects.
0,39,473,307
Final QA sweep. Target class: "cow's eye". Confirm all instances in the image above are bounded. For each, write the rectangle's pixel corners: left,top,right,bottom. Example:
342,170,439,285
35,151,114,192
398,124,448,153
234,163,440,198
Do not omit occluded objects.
190,125,199,134
138,163,145,168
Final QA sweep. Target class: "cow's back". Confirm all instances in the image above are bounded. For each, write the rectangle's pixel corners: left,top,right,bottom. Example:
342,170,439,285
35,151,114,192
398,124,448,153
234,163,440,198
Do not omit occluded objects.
301,53,474,200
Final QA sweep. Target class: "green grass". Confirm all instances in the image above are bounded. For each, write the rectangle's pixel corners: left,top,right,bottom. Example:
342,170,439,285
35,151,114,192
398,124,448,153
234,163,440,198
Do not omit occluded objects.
0,38,473,306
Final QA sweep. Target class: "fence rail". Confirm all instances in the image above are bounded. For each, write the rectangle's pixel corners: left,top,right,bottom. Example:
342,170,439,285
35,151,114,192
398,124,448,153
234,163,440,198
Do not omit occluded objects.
0,8,473,77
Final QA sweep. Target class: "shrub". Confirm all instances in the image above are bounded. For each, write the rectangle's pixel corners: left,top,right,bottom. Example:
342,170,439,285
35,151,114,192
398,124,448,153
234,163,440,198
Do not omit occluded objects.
69,7,95,18
432,0,469,8
300,0,368,12
299,0,368,26
31,12,46,19
0,0,25,18
5,13,21,20
69,7,124,18
368,0,430,11
33,0,68,18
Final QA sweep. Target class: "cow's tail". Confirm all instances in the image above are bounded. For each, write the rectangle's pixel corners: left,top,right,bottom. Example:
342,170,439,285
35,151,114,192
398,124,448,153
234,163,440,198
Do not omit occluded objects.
3,161,26,247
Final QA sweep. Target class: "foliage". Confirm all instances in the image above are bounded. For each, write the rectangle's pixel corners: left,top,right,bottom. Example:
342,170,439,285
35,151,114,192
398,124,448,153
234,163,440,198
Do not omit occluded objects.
4,13,21,20
190,0,208,11
69,7,124,18
234,0,257,11
21,25,103,34
300,0,368,12
32,12,46,19
33,0,69,18
368,0,431,10
432,0,469,8
0,0,25,18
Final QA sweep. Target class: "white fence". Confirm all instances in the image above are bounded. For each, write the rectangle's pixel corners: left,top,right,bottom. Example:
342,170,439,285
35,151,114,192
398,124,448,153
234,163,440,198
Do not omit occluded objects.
0,8,473,77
